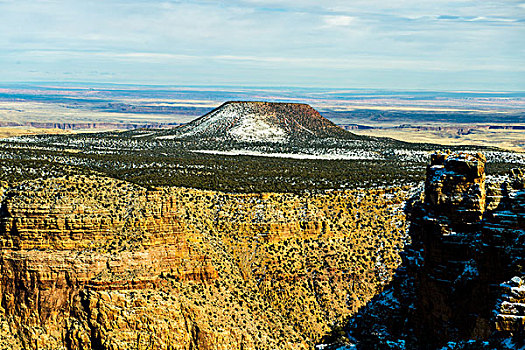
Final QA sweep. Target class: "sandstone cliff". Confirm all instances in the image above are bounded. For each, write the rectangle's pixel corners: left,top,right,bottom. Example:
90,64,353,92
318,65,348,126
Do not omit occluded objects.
0,175,408,349
347,151,525,349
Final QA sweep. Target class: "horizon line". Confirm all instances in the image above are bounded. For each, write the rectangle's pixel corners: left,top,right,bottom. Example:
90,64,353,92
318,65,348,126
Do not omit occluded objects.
0,81,524,94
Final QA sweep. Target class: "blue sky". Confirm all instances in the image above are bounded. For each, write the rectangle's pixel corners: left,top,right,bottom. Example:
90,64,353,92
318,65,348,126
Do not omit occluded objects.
0,0,524,90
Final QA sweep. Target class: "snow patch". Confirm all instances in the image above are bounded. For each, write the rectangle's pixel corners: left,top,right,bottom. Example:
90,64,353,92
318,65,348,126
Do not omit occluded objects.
157,135,179,140
228,114,287,143
192,149,380,160
156,103,294,142
132,132,154,138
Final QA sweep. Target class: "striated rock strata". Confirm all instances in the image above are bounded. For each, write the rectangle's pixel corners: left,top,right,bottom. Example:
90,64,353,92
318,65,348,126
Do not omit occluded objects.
346,152,525,349
0,175,409,349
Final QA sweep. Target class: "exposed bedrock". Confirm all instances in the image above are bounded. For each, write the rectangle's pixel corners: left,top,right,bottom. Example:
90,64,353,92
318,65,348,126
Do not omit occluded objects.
346,152,525,349
0,175,409,349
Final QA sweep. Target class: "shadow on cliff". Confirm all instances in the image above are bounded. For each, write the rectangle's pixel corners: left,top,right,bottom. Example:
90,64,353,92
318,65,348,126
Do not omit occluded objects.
319,154,525,350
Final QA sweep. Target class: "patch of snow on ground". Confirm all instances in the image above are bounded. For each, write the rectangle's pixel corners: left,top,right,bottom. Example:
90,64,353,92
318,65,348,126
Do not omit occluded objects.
192,149,380,160
228,114,287,143
132,132,154,138
157,134,181,140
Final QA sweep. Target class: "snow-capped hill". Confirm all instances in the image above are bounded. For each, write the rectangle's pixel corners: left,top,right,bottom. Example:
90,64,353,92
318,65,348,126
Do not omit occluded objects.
160,101,352,143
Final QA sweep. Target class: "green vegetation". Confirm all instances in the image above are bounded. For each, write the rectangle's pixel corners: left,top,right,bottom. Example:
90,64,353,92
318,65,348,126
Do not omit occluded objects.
0,129,523,193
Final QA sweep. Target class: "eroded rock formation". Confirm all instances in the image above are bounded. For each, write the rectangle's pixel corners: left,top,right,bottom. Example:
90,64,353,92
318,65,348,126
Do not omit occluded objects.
0,175,409,349
347,152,525,349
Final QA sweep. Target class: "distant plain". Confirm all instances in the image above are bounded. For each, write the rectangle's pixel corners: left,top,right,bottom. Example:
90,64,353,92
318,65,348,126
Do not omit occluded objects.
351,126,525,152
1,83,523,151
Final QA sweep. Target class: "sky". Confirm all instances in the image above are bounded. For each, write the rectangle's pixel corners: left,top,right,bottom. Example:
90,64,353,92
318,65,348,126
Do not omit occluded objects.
0,0,524,90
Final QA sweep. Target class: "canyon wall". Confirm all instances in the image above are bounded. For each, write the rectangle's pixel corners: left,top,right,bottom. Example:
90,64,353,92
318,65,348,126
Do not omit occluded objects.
0,175,409,349
347,152,524,349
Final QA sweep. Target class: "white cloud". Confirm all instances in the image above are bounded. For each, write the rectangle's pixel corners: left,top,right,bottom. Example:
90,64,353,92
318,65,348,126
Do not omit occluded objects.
322,15,355,27
466,16,516,22
0,0,523,89
14,49,525,73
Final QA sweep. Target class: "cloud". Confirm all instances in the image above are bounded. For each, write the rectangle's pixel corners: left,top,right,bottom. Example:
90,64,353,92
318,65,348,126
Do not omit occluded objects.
322,15,355,27
465,16,517,23
12,49,525,74
435,14,519,24
0,0,523,90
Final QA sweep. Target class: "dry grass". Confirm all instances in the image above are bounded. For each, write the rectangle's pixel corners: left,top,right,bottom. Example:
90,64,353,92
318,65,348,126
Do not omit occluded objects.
0,127,73,139
351,127,525,152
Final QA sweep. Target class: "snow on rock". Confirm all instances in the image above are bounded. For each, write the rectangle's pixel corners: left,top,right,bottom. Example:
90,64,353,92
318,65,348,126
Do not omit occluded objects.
157,101,350,143
228,114,287,143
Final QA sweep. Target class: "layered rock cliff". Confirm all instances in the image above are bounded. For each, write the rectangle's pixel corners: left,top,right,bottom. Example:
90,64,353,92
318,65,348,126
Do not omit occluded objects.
346,152,525,349
0,175,409,349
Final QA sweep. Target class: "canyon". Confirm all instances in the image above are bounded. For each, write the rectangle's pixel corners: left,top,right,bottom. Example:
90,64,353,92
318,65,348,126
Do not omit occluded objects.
0,101,523,349
0,150,523,349
0,175,408,349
